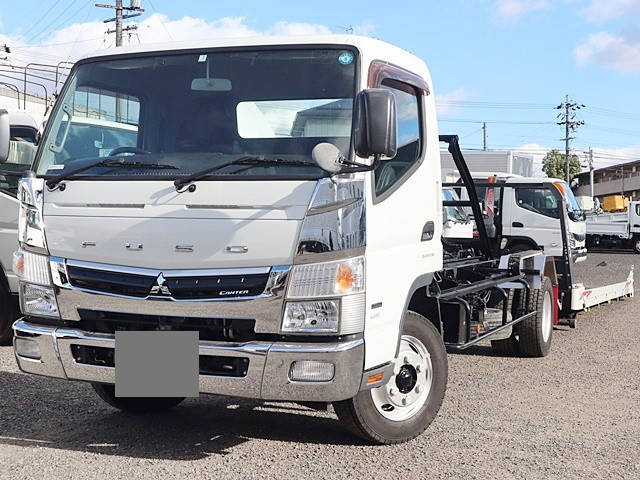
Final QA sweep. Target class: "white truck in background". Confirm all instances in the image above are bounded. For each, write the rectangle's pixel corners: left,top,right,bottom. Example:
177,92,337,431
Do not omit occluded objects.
0,110,39,344
5,35,557,444
458,175,632,322
586,201,640,253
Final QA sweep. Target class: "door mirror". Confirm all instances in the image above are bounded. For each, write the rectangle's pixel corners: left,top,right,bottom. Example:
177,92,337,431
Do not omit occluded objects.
354,88,397,159
0,109,9,163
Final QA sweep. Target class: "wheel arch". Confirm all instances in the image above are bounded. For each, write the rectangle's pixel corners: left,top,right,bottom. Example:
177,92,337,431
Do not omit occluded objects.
396,274,439,355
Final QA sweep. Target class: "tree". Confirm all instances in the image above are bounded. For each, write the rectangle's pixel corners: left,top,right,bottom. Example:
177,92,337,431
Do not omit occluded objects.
542,149,581,180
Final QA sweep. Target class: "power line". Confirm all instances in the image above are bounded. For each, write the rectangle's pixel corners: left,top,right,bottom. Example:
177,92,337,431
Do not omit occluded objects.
29,0,83,43
146,0,174,40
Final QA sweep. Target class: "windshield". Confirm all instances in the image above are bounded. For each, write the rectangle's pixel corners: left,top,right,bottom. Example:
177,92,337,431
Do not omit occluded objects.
561,182,582,213
443,189,469,223
35,47,357,179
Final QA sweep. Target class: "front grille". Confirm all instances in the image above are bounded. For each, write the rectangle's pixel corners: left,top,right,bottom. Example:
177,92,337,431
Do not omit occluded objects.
164,273,269,299
67,266,155,297
67,266,269,300
77,309,256,342
70,345,249,377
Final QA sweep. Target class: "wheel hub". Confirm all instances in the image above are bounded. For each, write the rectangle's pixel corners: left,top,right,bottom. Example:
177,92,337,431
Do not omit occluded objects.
370,334,433,422
396,365,418,393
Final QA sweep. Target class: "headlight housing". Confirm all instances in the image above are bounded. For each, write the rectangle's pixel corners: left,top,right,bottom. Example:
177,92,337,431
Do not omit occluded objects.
282,257,365,335
13,248,59,319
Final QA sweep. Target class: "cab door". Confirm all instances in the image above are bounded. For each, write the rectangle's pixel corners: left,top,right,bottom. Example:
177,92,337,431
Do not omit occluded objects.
630,202,640,234
0,125,37,292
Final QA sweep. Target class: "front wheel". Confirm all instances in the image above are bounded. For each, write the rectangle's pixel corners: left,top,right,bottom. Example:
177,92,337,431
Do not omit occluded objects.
91,383,184,414
633,238,640,254
333,311,447,444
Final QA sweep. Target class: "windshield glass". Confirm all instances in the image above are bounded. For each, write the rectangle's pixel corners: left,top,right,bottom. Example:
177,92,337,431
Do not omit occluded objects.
443,189,469,223
35,47,357,178
561,182,582,213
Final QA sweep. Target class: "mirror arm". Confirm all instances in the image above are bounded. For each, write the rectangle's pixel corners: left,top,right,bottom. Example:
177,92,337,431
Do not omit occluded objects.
338,154,381,173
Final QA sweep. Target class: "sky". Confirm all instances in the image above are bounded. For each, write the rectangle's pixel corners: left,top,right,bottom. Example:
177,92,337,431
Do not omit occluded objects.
1,0,639,171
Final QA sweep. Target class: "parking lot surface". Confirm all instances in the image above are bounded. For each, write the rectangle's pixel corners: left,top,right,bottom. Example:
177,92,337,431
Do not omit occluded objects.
0,252,638,479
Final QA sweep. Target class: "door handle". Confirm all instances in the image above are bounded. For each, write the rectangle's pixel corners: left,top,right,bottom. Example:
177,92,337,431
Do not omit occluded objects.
421,221,435,241
512,222,524,228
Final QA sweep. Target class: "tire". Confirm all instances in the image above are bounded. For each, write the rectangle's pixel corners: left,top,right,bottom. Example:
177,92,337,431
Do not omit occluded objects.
491,289,520,355
517,277,553,357
91,383,184,414
333,311,447,444
0,288,18,346
633,238,640,254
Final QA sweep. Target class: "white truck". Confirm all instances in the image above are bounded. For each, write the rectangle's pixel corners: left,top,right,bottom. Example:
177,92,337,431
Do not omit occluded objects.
586,202,640,253
446,175,632,322
6,35,556,444
0,110,39,344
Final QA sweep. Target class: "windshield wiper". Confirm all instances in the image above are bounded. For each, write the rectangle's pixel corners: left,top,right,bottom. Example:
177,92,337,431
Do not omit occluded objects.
173,156,315,190
46,157,179,190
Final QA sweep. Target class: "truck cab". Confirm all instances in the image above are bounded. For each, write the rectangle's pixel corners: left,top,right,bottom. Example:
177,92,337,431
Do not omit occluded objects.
499,177,587,263
5,36,553,444
0,110,39,343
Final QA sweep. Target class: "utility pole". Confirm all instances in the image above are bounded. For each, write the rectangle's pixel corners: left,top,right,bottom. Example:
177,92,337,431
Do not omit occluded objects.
96,1,144,121
556,95,585,183
482,122,487,151
588,147,594,200
96,1,144,47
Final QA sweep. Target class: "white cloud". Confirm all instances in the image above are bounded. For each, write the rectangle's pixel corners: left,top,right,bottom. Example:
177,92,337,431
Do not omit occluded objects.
575,29,640,73
581,0,640,24
493,0,550,23
436,88,470,115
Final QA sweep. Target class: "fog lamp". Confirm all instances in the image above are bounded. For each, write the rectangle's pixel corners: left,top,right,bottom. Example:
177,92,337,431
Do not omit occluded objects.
289,360,335,382
15,338,41,360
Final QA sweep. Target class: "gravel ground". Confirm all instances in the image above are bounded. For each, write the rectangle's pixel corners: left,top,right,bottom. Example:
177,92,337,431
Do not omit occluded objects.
0,252,638,479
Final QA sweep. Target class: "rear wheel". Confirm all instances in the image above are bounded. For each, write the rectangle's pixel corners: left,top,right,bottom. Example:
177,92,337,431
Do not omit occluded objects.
333,311,447,444
517,277,553,357
633,238,640,254
0,288,18,345
91,383,184,414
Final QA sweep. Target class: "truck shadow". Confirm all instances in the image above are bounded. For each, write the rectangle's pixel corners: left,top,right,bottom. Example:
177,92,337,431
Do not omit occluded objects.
0,370,366,460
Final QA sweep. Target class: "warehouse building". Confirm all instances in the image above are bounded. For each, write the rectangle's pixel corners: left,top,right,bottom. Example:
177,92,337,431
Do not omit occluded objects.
574,160,640,201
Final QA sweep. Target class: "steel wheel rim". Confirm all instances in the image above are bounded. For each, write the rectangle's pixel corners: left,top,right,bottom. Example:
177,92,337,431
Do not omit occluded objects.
371,334,432,422
542,290,552,343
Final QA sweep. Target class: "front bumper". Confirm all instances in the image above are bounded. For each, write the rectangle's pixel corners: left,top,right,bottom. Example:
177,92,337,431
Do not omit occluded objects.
13,319,364,402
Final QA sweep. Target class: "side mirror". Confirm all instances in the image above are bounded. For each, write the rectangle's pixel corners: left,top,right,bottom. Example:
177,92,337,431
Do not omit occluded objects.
354,88,397,159
0,109,9,163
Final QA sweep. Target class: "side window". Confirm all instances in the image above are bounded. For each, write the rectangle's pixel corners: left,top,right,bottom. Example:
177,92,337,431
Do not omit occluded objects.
0,127,38,196
635,203,640,217
516,188,560,219
374,78,421,195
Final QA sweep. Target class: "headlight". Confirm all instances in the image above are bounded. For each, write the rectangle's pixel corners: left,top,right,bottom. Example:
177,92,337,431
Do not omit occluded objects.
287,256,364,298
282,300,340,333
18,177,47,253
20,283,59,318
13,249,59,318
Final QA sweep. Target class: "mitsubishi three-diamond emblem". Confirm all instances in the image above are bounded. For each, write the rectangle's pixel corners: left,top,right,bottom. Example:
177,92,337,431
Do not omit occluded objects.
149,273,171,296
